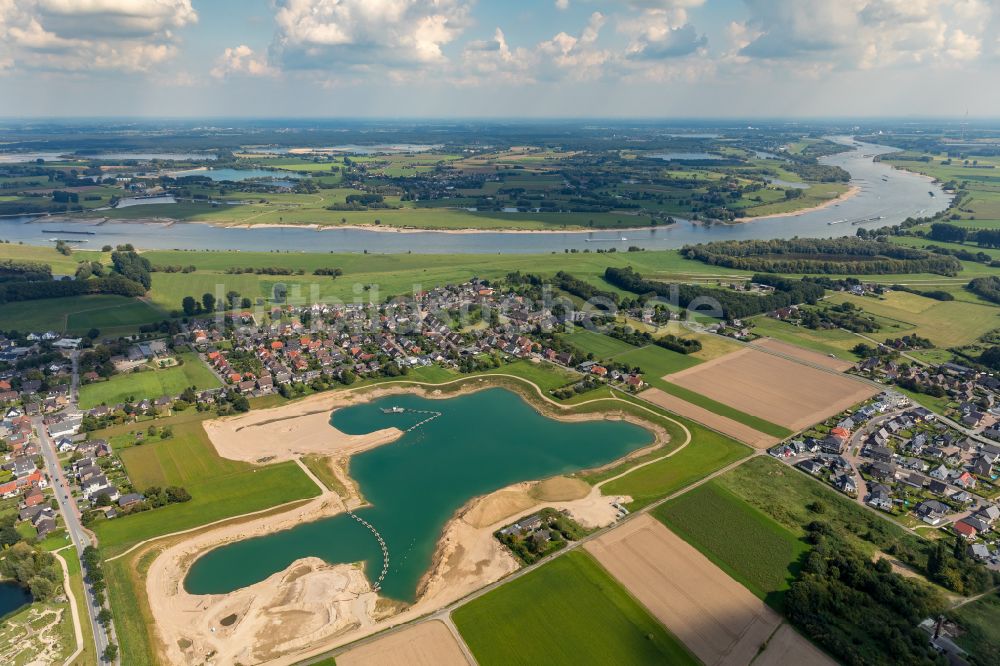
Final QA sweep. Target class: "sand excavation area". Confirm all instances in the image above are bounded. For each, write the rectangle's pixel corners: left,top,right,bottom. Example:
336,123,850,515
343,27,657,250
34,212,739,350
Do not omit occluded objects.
337,620,470,666
750,337,856,372
664,347,878,432
145,471,628,665
586,514,833,666
203,390,402,463
639,387,778,449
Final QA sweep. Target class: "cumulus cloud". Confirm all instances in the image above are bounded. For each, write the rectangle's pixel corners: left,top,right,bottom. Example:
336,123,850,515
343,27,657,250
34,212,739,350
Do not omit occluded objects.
270,0,472,71
212,45,277,78
619,8,706,60
0,0,195,72
738,0,993,69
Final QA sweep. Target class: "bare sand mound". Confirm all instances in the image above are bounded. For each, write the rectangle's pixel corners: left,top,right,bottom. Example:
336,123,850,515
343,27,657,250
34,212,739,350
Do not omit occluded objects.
462,490,538,529
665,347,877,431
750,337,855,372
639,387,778,449
203,392,401,464
586,514,781,666
337,620,470,666
529,476,590,501
155,557,378,666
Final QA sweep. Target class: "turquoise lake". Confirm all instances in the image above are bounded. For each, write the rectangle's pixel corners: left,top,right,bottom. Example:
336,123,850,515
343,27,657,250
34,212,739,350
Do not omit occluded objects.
184,388,652,602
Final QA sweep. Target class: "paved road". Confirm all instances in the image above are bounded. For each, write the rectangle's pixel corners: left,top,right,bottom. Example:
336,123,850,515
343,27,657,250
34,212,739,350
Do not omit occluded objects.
34,349,117,663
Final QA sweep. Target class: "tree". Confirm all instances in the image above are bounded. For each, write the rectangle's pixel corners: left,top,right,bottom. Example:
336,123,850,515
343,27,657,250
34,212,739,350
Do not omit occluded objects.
181,296,198,316
28,575,55,600
102,643,118,662
86,328,100,340
97,608,113,626
201,292,216,313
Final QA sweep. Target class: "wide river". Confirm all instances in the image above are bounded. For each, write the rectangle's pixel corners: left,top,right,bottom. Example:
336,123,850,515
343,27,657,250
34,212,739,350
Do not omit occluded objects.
0,138,948,254
184,388,652,602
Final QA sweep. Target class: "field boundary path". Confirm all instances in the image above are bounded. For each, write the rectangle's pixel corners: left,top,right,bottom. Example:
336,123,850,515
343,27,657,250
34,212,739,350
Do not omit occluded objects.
51,547,84,666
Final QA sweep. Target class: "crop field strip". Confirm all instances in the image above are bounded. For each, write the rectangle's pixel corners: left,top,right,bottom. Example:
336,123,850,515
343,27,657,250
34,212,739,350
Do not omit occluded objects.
584,514,833,666
452,550,698,666
653,481,809,609
662,347,880,432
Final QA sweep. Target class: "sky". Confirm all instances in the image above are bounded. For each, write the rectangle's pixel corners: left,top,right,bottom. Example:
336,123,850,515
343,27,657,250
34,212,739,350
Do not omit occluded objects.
0,0,998,118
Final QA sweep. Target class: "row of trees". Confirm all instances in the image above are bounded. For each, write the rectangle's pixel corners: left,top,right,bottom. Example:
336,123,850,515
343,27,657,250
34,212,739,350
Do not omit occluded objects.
181,291,253,315
0,273,145,305
603,324,702,354
604,266,826,320
0,259,52,282
681,238,963,276
81,546,118,662
928,222,1000,250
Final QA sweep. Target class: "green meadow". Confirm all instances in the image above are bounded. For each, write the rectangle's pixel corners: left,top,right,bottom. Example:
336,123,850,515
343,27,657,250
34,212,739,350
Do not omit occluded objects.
78,352,220,408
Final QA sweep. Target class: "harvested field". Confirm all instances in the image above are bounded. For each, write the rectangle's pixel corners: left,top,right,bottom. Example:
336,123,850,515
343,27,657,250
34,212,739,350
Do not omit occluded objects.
750,337,855,372
664,348,878,431
586,514,829,666
638,387,778,449
752,624,836,666
337,620,470,666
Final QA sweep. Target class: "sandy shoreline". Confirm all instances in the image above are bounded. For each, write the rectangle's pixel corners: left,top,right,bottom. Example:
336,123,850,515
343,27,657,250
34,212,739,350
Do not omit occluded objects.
732,184,860,223
143,380,665,665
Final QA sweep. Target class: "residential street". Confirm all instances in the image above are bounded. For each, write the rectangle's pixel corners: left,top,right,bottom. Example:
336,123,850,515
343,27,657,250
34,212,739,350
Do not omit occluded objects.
34,349,117,664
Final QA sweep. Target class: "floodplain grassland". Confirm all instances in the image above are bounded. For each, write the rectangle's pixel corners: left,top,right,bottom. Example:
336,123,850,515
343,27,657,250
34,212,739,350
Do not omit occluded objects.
78,351,221,409
0,294,164,335
93,413,319,557
654,481,809,610
826,290,1000,348
452,550,698,666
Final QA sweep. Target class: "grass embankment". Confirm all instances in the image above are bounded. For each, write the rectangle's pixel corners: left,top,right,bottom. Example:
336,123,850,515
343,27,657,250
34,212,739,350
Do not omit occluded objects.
61,550,98,666
453,551,697,666
654,481,809,611
105,548,160,666
94,414,319,557
301,454,350,498
79,351,221,409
